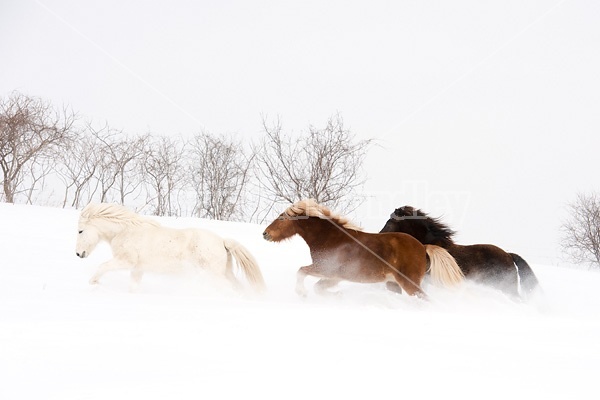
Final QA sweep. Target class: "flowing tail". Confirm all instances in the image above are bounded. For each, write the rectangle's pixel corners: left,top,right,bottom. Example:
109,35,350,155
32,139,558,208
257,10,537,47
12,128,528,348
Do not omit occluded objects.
223,239,266,293
425,245,464,287
510,253,539,296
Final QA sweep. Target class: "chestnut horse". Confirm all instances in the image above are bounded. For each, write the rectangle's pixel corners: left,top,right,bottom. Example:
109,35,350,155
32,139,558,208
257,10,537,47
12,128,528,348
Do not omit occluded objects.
263,199,464,298
380,206,539,299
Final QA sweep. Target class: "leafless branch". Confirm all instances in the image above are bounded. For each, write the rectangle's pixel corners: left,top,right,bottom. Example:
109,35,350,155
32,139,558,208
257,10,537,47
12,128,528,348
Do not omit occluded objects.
561,192,600,268
253,114,371,220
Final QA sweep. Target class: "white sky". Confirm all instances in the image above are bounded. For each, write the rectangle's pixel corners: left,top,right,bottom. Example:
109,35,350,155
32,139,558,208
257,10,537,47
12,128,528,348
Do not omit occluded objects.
2,0,599,265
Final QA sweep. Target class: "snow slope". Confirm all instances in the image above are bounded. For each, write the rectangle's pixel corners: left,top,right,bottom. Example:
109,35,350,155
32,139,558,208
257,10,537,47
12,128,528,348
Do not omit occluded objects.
1,203,599,400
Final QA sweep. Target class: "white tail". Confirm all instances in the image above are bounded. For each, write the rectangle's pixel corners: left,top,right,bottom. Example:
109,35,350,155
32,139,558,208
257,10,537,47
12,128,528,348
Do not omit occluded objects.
425,245,464,287
223,239,266,293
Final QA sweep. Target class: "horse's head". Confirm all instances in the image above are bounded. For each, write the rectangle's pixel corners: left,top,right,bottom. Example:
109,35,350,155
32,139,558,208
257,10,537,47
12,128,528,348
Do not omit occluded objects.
262,211,305,242
380,206,419,233
75,203,156,258
380,206,455,246
75,219,101,258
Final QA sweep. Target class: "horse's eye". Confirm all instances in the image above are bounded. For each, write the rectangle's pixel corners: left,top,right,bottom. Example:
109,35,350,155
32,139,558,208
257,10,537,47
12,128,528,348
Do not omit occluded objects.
78,230,83,234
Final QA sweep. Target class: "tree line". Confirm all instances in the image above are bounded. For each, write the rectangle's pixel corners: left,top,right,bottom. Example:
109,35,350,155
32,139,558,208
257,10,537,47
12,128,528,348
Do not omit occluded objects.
2,91,599,269
0,91,370,222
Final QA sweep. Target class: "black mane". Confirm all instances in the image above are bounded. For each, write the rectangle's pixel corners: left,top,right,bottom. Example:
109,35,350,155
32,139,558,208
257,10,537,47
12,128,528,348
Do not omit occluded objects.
392,206,456,246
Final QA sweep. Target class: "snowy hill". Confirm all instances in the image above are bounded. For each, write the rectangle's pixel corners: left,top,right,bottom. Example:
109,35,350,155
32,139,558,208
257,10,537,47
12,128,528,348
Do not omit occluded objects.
1,203,599,400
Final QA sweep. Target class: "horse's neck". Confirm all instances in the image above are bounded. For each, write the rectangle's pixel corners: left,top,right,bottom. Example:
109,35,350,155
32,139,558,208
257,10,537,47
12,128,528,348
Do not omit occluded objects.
296,218,348,250
395,221,432,245
96,219,147,241
96,221,124,241
405,221,453,247
397,222,427,242
423,234,452,247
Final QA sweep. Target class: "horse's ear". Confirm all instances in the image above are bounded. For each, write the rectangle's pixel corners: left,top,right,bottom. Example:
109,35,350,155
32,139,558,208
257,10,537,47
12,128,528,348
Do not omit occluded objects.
404,206,417,216
394,206,409,216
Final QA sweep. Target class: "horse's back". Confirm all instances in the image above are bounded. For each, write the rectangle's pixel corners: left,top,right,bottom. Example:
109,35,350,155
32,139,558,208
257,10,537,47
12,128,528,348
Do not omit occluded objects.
373,231,427,256
113,225,228,272
449,243,513,272
352,230,427,271
449,243,519,292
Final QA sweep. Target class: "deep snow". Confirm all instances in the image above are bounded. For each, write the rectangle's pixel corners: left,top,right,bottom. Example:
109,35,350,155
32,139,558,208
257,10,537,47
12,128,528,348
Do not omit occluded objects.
1,203,599,400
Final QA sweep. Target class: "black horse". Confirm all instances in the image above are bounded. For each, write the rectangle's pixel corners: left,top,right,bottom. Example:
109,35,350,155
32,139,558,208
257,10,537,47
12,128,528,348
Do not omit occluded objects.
380,206,539,299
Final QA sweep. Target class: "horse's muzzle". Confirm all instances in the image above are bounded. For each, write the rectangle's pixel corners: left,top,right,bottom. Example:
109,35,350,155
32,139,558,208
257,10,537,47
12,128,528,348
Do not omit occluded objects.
262,231,272,242
76,251,87,258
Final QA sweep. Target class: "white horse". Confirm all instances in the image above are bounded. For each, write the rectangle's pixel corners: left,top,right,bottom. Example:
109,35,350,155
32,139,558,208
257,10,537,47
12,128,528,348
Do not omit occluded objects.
75,203,266,293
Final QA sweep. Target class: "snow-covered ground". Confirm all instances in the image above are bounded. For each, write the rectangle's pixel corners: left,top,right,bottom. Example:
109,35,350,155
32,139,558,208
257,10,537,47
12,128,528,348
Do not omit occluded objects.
1,203,599,400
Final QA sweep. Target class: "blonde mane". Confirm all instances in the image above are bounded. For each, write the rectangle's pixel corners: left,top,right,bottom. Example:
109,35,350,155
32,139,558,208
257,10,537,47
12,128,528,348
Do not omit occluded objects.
284,199,362,231
80,203,160,228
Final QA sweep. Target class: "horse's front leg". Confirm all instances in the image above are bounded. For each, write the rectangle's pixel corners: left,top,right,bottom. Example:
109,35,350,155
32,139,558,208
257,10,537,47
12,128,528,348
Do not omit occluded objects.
296,265,311,297
314,278,342,296
89,258,132,285
129,269,144,292
296,264,332,297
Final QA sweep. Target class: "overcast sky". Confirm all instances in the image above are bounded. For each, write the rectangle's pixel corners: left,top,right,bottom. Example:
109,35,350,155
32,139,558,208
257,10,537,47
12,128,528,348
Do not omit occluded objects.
2,0,599,265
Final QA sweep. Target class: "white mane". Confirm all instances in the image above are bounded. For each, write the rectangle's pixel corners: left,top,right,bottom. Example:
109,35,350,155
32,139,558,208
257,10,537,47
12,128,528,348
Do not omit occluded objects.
79,203,160,228
284,198,362,231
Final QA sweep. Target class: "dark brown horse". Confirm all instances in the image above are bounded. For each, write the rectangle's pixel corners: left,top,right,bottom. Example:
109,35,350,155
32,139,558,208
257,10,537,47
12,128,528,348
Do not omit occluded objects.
263,199,464,298
380,206,539,298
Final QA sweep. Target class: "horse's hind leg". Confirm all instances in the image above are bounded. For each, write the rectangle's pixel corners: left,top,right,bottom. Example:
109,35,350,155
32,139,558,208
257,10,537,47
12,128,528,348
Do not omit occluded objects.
391,272,427,299
223,249,242,292
385,281,403,294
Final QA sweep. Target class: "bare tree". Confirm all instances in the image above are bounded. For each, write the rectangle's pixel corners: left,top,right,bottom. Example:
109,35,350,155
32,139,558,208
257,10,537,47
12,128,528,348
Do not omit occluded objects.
562,192,600,268
54,129,101,208
254,114,371,216
87,123,121,203
0,91,75,203
188,132,254,221
141,135,187,216
54,123,151,208
24,155,54,205
87,123,148,204
110,133,149,205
